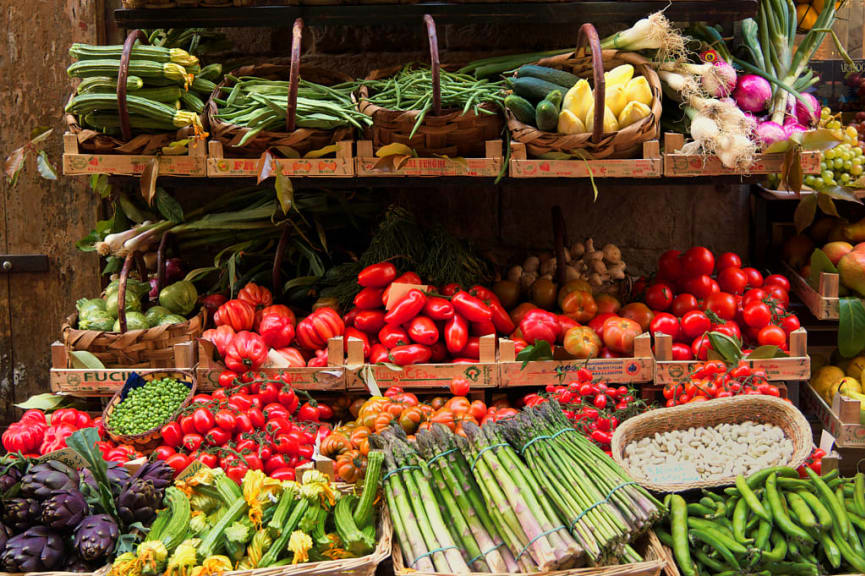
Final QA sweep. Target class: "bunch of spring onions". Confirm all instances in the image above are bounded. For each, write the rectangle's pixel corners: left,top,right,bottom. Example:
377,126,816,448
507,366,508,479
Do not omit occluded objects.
373,401,662,574
361,65,506,137
214,76,371,146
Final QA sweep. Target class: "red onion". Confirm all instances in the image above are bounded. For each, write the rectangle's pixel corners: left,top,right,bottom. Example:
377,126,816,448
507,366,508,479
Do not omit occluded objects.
165,258,184,282
733,74,772,113
755,121,786,149
148,276,159,299
783,122,807,138
702,60,737,98
794,93,820,127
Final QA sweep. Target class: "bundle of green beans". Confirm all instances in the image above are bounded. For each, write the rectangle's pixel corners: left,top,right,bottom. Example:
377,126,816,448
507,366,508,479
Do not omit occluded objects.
66,42,221,135
213,75,371,147
362,64,506,138
660,467,865,576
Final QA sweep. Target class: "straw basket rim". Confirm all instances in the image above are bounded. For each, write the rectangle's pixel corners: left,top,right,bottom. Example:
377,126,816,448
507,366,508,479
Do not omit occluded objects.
610,395,813,492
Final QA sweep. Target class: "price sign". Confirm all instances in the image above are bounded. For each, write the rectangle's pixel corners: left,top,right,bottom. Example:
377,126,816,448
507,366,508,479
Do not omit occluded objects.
645,461,700,485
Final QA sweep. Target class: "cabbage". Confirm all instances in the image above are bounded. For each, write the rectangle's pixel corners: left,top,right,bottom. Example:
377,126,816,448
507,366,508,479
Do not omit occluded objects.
158,314,188,326
144,306,172,327
78,311,115,331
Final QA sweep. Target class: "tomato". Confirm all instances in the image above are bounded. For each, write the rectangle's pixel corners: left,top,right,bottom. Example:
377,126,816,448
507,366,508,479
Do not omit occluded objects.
379,325,409,349
358,262,397,288
192,407,216,435
781,315,801,334
224,457,249,485
398,406,426,435
563,326,602,359
743,302,771,328
691,334,712,360
717,252,742,271
704,292,737,321
764,274,791,292
2,419,46,454
161,422,183,448
650,312,680,340
657,250,683,282
764,285,790,308
743,267,764,288
234,413,254,435
407,316,440,346
198,453,218,468
555,315,579,341
296,307,345,350
214,299,256,332
671,293,699,317
449,378,471,396
237,282,273,312
519,309,561,345
743,288,767,306
717,267,748,295
261,304,296,325
713,321,741,342
682,275,714,299
671,343,693,360
335,450,366,483
601,317,642,355
680,310,711,341
644,283,674,311
182,433,203,452
206,428,231,446
620,302,654,331
757,325,787,348
259,382,281,406
165,453,191,475
298,402,320,422
258,314,296,349
218,370,239,389
179,415,196,436
588,313,616,338
560,290,598,323
264,403,290,420
153,445,175,460
681,247,715,276
202,325,237,357
224,331,268,372
354,310,386,335
594,294,621,315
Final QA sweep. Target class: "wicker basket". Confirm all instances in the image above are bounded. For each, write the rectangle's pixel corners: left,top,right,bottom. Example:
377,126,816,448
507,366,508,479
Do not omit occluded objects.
393,530,667,576
357,15,503,158
611,396,813,492
506,23,662,160
206,20,353,158
66,29,201,154
103,370,196,451
0,567,111,576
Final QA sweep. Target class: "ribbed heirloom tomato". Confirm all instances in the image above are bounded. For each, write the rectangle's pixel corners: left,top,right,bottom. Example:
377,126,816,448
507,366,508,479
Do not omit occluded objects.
214,299,255,331
563,326,601,358
602,317,642,355
295,307,344,350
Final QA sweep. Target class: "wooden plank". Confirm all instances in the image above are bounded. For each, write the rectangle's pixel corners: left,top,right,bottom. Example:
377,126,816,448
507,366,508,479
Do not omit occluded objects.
663,133,821,176
509,140,663,178
653,329,811,384
498,333,654,386
355,140,504,177
802,382,865,448
63,133,208,177
206,140,355,178
784,262,840,320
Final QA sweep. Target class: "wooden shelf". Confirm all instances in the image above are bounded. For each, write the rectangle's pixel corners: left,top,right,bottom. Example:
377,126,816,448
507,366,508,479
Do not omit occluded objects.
114,2,757,28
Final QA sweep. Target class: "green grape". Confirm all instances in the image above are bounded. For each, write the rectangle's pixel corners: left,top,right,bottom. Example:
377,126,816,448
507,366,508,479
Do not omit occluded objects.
853,164,864,176
825,148,836,160
845,160,853,171
841,173,852,184
834,158,845,169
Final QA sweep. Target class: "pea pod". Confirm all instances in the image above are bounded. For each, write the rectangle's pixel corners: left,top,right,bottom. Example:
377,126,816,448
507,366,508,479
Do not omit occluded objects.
796,490,833,530
656,528,674,548
778,477,815,491
831,526,865,572
766,473,815,544
761,529,788,561
702,489,725,503
746,466,799,488
855,475,865,518
806,467,850,539
753,519,772,551
689,528,740,569
737,474,772,524
670,495,697,576
687,502,715,517
686,517,748,554
762,561,819,575
822,469,840,482
693,547,728,572
845,509,865,532
732,497,753,544
745,513,759,532
848,517,865,555
786,491,818,529
821,531,842,569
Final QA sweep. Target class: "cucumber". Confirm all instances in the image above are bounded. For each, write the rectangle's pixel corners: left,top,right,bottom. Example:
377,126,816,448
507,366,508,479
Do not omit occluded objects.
515,65,579,90
505,95,537,126
508,77,565,103
535,90,562,132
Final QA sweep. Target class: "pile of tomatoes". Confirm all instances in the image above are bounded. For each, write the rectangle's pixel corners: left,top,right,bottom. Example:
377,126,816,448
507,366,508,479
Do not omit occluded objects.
661,360,783,407
798,447,826,477
151,372,333,483
520,369,646,454
202,282,345,372
638,247,800,360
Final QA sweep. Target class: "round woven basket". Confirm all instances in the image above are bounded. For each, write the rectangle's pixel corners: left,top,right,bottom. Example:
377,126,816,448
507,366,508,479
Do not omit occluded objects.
506,23,662,160
206,20,354,158
356,15,503,158
611,395,813,492
66,29,200,154
103,371,196,452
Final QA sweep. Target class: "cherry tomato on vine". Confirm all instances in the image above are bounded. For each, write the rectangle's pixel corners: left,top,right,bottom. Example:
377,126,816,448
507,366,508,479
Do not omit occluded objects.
743,267,764,288
718,267,748,295
717,252,742,271
780,315,801,334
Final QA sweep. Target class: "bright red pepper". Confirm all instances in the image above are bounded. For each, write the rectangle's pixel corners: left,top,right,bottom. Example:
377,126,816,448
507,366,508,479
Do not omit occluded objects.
461,337,481,360
224,331,268,372
344,327,371,359
358,262,398,288
388,344,432,366
353,309,386,335
296,307,344,350
353,286,385,310
379,325,409,349
369,343,389,363
444,314,469,355
258,314,296,349
384,289,427,326
451,291,492,323
407,316,439,346
471,320,496,337
424,297,455,321
519,309,561,346
490,302,515,334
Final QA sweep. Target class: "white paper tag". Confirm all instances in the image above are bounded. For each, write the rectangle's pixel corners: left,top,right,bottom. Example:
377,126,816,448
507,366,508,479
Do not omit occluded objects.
645,461,700,485
820,429,836,454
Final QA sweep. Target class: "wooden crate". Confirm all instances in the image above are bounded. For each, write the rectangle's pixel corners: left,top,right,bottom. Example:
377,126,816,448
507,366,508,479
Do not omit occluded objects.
508,140,662,178
802,382,865,448
497,333,654,387
355,140,504,177
206,140,355,178
653,328,810,385
344,334,498,392
196,338,346,391
662,133,821,177
62,132,207,177
784,262,840,320
49,341,196,397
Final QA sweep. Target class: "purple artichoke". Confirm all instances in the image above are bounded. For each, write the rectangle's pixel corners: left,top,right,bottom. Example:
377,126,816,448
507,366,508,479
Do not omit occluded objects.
64,554,94,573
2,498,41,532
74,514,118,562
41,489,88,529
117,478,160,526
81,461,130,498
129,459,173,493
1,526,64,572
0,467,22,494
20,461,79,500
0,522,12,555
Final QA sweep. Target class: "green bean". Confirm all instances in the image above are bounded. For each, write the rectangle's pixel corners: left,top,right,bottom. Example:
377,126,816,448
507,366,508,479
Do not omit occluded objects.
733,497,753,544
762,529,788,561
786,491,817,529
702,490,725,503
746,466,799,488
822,469,840,482
777,477,815,491
671,495,697,576
855,473,865,517
737,474,772,524
806,467,850,539
821,531,842,569
796,490,833,530
693,547,728,572
831,526,865,572
767,473,814,544
763,561,819,575
689,528,740,569
688,502,715,517
687,518,748,555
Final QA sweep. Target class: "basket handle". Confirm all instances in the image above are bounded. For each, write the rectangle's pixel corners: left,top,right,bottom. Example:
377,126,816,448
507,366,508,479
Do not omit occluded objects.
575,23,605,144
286,18,303,132
272,224,291,297
552,206,569,287
118,29,150,141
423,14,442,116
156,232,173,296
116,252,136,334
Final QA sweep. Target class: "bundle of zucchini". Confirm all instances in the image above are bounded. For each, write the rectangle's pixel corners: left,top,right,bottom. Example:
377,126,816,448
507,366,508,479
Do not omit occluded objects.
65,43,221,135
505,64,653,135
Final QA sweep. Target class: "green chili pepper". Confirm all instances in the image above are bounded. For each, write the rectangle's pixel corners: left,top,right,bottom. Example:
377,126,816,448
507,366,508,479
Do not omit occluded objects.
733,497,753,544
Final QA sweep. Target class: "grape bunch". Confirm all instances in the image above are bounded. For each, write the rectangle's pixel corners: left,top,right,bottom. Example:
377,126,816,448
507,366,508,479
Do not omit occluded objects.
804,107,864,189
